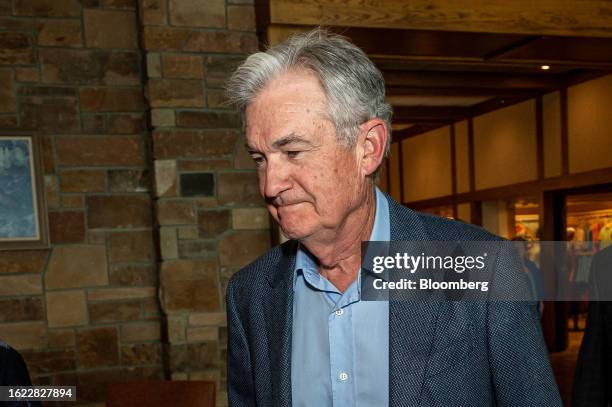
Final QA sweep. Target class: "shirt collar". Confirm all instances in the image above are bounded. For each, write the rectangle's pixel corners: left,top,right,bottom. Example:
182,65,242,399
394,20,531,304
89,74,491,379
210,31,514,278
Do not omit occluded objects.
293,187,390,288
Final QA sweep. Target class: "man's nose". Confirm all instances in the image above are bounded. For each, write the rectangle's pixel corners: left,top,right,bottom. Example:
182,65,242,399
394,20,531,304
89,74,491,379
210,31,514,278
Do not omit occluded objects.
262,159,291,200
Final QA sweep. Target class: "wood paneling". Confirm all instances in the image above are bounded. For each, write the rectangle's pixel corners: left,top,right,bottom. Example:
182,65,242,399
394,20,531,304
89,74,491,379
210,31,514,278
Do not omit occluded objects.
270,0,612,37
543,91,562,178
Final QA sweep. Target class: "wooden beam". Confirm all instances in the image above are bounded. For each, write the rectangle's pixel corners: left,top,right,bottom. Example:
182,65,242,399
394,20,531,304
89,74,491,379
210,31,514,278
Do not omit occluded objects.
384,71,562,90
536,95,544,180
560,88,569,175
393,105,471,122
269,0,612,38
386,86,539,98
392,124,447,142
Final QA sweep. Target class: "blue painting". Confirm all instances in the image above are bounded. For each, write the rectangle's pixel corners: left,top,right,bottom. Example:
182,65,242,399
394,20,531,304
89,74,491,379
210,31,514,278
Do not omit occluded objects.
0,138,38,240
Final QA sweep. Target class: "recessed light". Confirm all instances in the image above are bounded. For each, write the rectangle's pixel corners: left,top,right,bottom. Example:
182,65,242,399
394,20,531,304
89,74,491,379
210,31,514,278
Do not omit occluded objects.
540,65,550,70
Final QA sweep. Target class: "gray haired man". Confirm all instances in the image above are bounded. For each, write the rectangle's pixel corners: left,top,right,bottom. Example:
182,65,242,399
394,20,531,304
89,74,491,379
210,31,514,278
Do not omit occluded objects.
225,29,561,406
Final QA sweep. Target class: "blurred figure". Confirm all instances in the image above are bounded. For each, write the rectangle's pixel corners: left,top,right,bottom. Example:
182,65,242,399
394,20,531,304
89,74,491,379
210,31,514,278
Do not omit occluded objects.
0,340,41,407
512,236,545,315
572,244,612,406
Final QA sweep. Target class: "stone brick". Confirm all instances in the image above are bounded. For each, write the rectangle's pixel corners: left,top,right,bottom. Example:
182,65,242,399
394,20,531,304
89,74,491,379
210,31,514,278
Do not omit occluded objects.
20,97,79,132
0,323,46,350
21,349,76,375
48,210,86,243
0,33,34,64
218,231,269,266
178,226,198,239
232,208,269,230
157,200,196,225
121,343,161,365
0,274,42,296
37,19,82,47
108,230,154,262
169,0,224,27
57,135,144,166
121,321,161,342
160,226,178,259
46,246,108,289
218,172,261,206
162,54,203,78
0,250,48,273
199,209,230,238
61,195,84,208
87,287,156,301
87,195,152,228
59,170,106,193
184,31,257,54
141,0,167,25
179,159,231,171
87,230,106,245
146,52,161,77
187,326,217,342
109,264,156,286
207,88,229,108
147,79,204,108
81,113,106,132
177,240,216,259
102,0,136,8
180,173,215,197
169,342,218,371
0,115,17,128
227,5,255,31
0,17,36,31
18,86,76,97
80,87,143,112
45,174,60,208
0,298,44,323
40,135,55,175
204,56,243,88
84,10,137,49
167,316,186,343
40,49,140,85
48,329,76,348
89,300,141,323
14,0,81,16
154,159,177,197
160,260,220,312
189,312,226,327
153,129,238,159
151,108,175,126
176,111,239,128
108,169,149,193
15,67,39,82
0,69,16,113
107,113,145,134
77,327,119,368
46,290,87,328
143,25,190,51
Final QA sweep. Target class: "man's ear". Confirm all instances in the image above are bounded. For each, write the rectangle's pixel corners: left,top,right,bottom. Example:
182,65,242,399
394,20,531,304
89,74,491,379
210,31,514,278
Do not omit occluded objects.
359,118,388,177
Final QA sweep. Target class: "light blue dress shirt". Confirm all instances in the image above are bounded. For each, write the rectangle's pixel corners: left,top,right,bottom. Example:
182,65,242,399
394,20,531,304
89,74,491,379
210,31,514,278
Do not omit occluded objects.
291,187,390,406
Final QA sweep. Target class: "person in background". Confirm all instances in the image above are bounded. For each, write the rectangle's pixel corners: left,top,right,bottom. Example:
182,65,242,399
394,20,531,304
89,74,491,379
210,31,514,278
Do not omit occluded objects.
0,340,41,407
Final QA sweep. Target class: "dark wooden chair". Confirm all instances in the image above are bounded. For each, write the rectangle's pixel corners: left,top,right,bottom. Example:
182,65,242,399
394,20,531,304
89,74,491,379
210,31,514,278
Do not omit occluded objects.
106,380,215,407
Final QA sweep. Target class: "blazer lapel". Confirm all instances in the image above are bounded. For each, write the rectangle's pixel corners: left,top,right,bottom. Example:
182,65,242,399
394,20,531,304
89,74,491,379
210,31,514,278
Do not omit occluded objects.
386,196,444,406
264,241,296,407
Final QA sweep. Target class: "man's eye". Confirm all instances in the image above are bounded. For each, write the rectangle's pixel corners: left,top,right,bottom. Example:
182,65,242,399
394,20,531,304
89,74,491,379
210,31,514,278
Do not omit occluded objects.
251,155,265,166
286,151,301,158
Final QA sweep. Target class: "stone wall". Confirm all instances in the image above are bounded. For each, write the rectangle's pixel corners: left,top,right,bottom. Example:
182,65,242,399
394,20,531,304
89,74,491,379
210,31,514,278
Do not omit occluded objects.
0,0,266,405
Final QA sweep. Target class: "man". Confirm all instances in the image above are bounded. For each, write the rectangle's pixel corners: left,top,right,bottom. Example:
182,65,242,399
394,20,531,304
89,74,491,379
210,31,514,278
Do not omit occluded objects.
572,244,612,406
225,29,561,406
0,340,41,407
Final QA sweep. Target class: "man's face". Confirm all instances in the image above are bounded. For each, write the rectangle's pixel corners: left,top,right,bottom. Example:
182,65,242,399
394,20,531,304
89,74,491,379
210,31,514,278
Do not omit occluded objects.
244,69,366,241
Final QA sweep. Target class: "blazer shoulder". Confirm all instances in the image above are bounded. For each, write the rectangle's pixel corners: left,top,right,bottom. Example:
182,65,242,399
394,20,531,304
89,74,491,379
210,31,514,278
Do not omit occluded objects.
227,239,297,294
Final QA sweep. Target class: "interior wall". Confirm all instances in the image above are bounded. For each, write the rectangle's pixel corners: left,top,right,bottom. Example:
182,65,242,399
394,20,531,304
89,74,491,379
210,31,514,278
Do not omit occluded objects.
543,91,562,178
568,74,612,174
473,100,538,190
402,125,452,202
455,120,470,193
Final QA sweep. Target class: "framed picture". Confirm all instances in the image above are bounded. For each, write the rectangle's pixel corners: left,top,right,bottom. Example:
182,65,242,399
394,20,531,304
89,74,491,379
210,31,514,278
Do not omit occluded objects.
0,135,48,249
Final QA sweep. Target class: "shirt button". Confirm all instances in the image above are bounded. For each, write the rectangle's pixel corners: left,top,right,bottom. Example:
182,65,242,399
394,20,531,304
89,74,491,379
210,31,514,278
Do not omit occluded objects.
335,309,344,316
339,371,349,381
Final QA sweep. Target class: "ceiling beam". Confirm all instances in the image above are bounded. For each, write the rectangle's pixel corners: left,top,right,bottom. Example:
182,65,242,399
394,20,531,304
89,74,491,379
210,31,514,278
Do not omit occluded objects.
393,105,471,122
269,0,612,38
383,71,562,90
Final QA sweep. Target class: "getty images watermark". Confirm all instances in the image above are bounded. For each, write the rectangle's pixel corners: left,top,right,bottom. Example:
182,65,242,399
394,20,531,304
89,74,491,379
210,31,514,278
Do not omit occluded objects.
360,241,612,302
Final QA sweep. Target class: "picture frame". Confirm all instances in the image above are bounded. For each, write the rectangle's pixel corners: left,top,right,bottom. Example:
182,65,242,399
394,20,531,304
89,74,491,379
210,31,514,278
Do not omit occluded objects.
0,135,49,250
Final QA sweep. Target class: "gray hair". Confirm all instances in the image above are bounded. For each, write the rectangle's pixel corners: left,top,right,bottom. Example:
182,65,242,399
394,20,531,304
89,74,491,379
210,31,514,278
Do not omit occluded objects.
226,28,392,157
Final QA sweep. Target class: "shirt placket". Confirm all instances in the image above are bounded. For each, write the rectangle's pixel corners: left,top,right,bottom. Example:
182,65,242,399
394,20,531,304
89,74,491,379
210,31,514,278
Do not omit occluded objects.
328,290,358,406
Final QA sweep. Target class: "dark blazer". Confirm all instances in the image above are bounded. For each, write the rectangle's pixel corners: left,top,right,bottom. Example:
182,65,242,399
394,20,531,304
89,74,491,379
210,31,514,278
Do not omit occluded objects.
227,193,562,406
572,245,612,407
0,340,41,407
